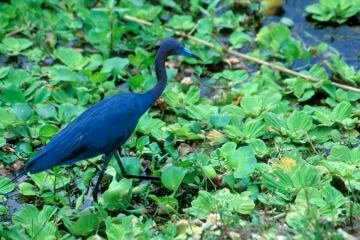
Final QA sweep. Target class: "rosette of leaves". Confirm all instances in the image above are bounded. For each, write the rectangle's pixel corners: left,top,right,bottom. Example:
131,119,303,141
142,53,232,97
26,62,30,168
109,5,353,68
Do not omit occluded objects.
286,184,347,233
256,23,303,64
185,189,255,219
2,205,58,239
306,0,360,24
259,157,327,205
320,145,360,191
326,56,360,85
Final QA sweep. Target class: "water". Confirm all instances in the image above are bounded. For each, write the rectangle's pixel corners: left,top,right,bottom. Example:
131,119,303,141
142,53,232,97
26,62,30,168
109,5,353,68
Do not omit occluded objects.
266,0,360,69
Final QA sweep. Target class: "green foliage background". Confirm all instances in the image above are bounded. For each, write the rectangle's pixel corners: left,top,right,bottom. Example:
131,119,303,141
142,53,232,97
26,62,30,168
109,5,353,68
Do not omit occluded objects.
0,0,359,239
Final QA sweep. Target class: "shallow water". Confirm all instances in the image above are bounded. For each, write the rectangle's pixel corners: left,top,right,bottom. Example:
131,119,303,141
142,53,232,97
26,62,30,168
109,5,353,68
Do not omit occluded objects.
266,0,360,69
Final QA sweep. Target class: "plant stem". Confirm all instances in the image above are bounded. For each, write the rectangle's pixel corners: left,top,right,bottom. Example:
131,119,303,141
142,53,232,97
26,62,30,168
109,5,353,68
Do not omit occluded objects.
123,14,360,94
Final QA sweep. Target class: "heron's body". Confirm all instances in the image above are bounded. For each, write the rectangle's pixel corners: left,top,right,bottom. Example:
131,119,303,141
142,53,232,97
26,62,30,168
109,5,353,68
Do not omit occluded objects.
25,92,154,173
15,38,199,199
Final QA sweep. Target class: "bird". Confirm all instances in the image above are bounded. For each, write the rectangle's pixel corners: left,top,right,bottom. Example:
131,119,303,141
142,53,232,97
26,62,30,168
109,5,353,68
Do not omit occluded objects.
13,38,200,201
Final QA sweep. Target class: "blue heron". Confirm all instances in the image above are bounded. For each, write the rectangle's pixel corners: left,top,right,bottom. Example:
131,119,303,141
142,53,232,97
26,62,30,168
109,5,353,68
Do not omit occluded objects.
13,39,200,201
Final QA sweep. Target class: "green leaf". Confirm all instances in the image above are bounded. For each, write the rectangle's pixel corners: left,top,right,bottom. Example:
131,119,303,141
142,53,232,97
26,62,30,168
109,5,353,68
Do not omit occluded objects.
262,168,294,194
184,191,219,219
201,166,217,179
312,107,333,126
49,66,78,82
58,103,83,123
126,3,162,21
256,23,302,62
185,189,255,219
35,104,57,119
218,142,237,159
19,182,38,196
216,70,249,83
54,48,89,70
52,89,76,104
29,171,70,191
161,166,187,193
0,37,33,55
33,87,51,104
0,177,14,195
150,195,179,213
287,111,313,136
241,95,263,116
280,39,302,63
103,179,133,211
0,137,5,147
167,123,204,140
197,18,213,34
264,112,287,132
228,191,256,214
120,157,141,176
101,57,129,75
163,91,180,107
250,139,268,157
210,114,230,128
228,146,257,178
63,211,103,236
184,86,200,105
292,165,322,189
39,124,58,141
327,145,351,162
138,114,166,135
328,56,359,84
261,91,282,111
257,23,291,50
0,108,16,125
104,215,154,240
187,104,217,121
306,0,360,24
241,119,266,139
168,15,195,30
331,101,352,122
0,66,10,79
12,103,32,121
12,205,57,240
0,85,26,103
230,30,252,48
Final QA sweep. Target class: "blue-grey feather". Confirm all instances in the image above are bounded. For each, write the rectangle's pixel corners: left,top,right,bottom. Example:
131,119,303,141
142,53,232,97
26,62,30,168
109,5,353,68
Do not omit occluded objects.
20,38,198,175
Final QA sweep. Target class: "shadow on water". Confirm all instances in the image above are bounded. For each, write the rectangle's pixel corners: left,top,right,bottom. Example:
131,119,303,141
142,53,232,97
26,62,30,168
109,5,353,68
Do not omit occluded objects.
266,0,360,69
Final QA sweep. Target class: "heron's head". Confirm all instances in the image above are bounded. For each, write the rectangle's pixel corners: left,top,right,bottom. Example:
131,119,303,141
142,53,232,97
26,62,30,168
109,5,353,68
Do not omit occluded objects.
159,38,200,60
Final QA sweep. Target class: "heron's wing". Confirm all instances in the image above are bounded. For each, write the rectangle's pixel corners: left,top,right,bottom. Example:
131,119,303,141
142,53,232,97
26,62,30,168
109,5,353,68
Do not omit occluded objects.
25,94,140,173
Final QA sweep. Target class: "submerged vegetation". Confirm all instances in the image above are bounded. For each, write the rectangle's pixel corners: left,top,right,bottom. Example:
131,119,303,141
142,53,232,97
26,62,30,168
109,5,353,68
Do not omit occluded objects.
0,0,359,239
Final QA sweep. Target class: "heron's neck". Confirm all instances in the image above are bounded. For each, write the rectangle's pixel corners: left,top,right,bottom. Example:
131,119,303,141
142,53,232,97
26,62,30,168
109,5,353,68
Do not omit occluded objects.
148,49,167,101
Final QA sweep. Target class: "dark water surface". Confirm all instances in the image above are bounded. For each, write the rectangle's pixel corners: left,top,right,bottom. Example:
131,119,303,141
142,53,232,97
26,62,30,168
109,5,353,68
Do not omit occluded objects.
266,0,360,69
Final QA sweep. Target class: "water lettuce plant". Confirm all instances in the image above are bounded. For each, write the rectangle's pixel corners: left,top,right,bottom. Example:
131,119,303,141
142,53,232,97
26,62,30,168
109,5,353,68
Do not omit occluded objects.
306,0,360,24
0,0,359,239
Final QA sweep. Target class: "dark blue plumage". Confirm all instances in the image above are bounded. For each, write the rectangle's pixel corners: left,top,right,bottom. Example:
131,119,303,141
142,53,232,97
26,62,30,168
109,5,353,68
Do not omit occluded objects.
24,93,151,173
16,38,199,200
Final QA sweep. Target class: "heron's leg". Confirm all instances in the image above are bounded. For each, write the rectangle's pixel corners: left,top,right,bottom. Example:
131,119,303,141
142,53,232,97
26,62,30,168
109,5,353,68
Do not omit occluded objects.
115,149,160,180
92,153,113,201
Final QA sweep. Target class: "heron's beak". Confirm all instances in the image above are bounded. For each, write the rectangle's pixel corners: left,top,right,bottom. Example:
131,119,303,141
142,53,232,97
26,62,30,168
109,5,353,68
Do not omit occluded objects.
180,47,201,60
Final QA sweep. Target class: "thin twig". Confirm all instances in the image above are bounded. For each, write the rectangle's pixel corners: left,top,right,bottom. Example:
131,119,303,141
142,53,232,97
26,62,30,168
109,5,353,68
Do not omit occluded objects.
123,14,360,94
5,28,23,37
187,23,198,37
269,212,286,221
305,132,319,154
